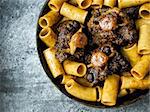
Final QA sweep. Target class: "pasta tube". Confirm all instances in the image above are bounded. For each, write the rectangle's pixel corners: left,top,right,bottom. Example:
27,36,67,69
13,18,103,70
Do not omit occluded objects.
101,75,120,106
118,89,128,97
104,0,116,8
39,27,56,48
60,2,88,24
122,44,141,67
121,76,150,89
39,11,61,28
76,0,92,9
121,72,136,93
61,74,74,84
131,55,150,80
75,77,93,87
121,73,137,94
136,19,150,30
96,86,103,102
43,48,65,78
48,0,67,12
118,89,135,97
139,3,150,19
57,17,70,25
65,79,97,101
92,0,103,8
138,25,150,55
118,0,150,9
63,60,87,77
121,73,139,94
69,0,78,5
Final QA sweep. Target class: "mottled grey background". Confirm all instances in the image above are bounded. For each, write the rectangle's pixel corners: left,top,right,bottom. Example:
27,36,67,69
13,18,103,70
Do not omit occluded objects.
0,0,149,112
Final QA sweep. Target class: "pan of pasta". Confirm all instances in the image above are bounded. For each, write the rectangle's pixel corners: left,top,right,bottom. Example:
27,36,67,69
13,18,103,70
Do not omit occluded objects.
36,0,150,108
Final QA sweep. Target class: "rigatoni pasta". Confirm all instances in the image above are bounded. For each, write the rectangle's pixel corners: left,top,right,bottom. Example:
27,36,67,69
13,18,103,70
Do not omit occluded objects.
119,72,135,97
103,0,116,8
48,0,67,12
118,0,150,9
60,2,88,24
136,19,150,30
118,89,128,97
139,3,150,19
138,25,150,55
65,79,97,101
39,27,56,48
57,17,71,25
76,0,92,9
92,0,103,8
75,77,94,87
101,75,120,106
121,76,150,89
63,60,87,77
122,44,141,67
118,89,135,97
61,74,74,84
39,11,61,28
131,55,150,80
96,86,103,102
43,48,65,78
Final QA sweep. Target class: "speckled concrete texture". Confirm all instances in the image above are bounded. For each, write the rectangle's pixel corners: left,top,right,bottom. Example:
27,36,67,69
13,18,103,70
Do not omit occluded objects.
0,0,149,112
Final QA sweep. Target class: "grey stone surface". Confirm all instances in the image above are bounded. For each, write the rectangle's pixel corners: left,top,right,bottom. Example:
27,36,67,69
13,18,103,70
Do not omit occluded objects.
0,0,149,112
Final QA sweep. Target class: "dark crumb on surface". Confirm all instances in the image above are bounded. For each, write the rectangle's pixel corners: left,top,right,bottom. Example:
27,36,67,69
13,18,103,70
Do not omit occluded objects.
122,6,140,20
91,6,110,18
84,53,92,64
107,51,131,74
115,25,138,46
57,20,80,34
55,51,69,63
67,48,85,62
56,48,85,63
